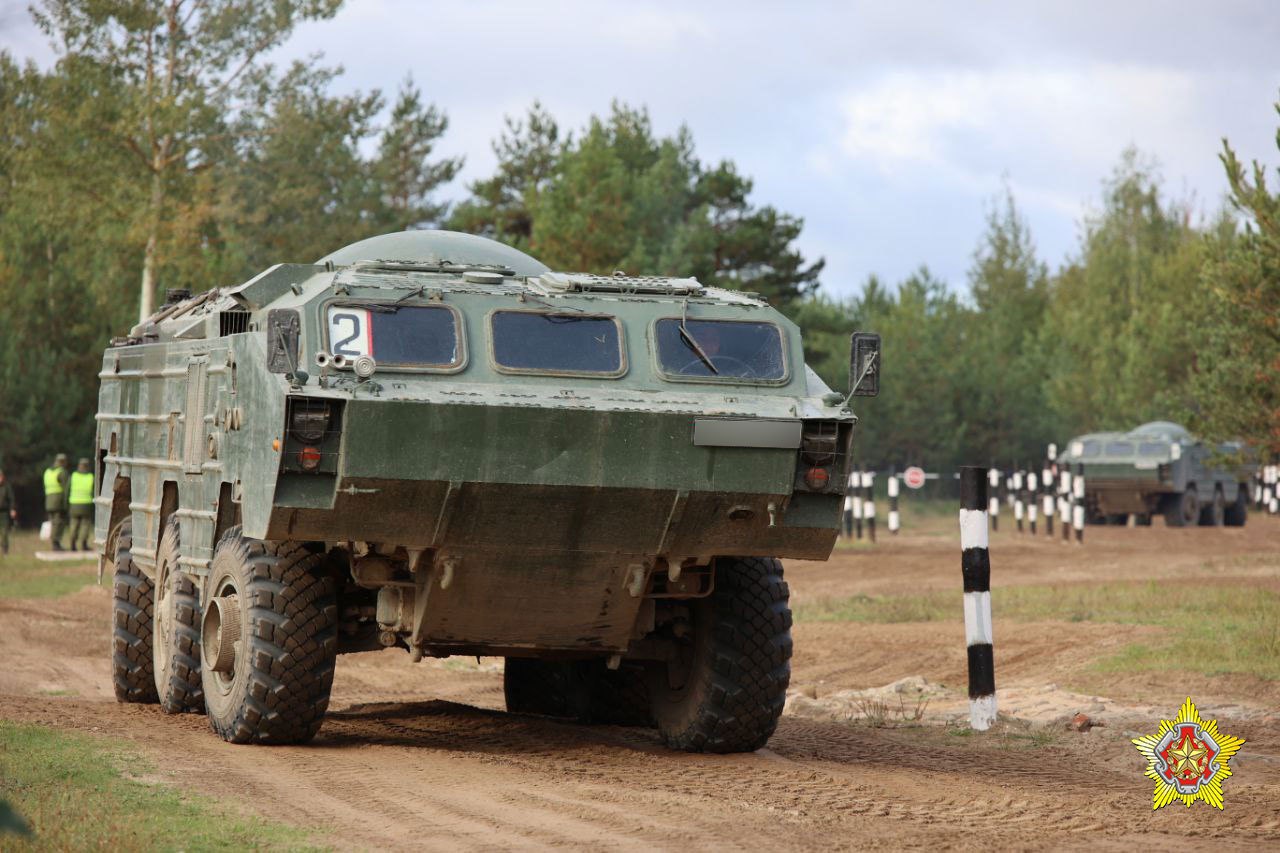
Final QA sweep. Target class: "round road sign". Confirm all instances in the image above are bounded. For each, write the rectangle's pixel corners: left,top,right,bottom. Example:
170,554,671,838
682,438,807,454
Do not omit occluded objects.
903,466,927,489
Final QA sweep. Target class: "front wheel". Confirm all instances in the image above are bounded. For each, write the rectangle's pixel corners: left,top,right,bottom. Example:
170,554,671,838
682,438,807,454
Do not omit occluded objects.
1224,483,1249,527
1164,488,1199,528
1199,489,1226,527
646,556,792,753
201,528,337,744
111,520,158,705
154,519,205,714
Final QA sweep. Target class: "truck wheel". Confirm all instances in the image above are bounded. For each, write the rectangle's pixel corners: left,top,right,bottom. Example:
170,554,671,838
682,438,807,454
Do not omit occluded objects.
1134,513,1153,527
112,519,159,704
504,659,652,726
647,556,792,753
1199,488,1226,527
200,528,337,744
153,519,204,714
1224,484,1249,527
1164,488,1199,528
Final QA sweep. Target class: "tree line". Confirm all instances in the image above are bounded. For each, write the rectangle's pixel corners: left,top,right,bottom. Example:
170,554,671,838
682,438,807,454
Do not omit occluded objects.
1,1,1277,513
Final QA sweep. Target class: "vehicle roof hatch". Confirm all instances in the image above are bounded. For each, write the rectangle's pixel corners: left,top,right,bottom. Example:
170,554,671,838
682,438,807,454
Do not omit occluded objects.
535,272,705,296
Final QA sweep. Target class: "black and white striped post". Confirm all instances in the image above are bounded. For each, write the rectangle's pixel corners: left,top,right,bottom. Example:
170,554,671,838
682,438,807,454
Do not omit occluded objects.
1043,445,1056,537
888,467,901,535
852,468,864,540
1073,463,1086,544
1013,469,1025,533
842,482,854,538
1027,468,1038,535
1060,466,1073,543
960,466,997,731
863,469,876,542
987,467,1001,532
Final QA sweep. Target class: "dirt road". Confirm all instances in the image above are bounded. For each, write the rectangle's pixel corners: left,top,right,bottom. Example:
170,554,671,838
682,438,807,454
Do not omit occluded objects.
2,519,1279,849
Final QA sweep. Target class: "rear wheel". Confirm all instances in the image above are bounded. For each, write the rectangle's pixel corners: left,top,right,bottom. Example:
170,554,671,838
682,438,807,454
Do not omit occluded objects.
1199,488,1226,527
201,528,338,744
646,556,792,753
112,520,158,704
1224,483,1249,527
1164,488,1199,528
153,519,204,714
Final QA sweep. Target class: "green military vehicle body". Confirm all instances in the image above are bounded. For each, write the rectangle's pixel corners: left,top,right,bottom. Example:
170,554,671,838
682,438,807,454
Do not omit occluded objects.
96,230,876,752
1061,421,1253,528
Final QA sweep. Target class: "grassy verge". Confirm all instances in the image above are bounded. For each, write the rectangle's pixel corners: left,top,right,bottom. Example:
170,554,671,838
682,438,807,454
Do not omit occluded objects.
0,531,97,598
0,721,320,851
796,581,1280,681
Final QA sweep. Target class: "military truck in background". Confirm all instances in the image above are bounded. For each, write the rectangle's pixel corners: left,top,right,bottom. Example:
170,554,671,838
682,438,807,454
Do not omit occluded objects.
1061,421,1253,528
96,230,878,753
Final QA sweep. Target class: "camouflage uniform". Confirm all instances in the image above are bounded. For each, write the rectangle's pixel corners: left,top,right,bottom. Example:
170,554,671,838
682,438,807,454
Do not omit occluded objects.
0,472,15,555
44,454,69,550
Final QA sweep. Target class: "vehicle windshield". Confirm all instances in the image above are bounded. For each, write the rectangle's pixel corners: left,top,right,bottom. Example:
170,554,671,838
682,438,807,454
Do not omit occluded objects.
491,311,623,375
1105,441,1133,455
1079,440,1100,457
655,319,785,381
1138,442,1168,456
326,304,460,367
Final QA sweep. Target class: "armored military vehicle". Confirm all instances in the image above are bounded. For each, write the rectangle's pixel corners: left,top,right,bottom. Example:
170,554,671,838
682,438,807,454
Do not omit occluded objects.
96,230,877,752
1061,421,1252,527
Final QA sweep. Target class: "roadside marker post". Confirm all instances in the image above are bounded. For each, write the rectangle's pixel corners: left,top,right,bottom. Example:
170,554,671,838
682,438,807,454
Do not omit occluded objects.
1027,469,1038,534
853,466,864,540
987,467,1001,531
959,467,997,731
888,467,900,535
863,470,876,543
1073,463,1086,544
1013,469,1025,534
1043,446,1056,537
1060,468,1072,543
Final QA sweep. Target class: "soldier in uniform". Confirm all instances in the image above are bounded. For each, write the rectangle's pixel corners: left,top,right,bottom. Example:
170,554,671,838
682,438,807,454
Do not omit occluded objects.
68,458,95,553
0,469,15,556
44,453,70,551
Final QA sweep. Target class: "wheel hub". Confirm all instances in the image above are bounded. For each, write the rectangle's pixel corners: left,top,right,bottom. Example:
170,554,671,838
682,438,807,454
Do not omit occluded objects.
202,594,241,674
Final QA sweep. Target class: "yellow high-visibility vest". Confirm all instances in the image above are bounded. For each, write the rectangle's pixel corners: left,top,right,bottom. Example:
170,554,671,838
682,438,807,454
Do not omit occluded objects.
69,471,95,505
43,467,64,496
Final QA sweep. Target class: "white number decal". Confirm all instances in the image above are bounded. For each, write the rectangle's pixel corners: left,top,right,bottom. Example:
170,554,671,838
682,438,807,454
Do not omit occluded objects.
327,307,371,357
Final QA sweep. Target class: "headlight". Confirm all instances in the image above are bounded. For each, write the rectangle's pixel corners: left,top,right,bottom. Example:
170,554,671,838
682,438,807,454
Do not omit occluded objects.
1170,443,1182,460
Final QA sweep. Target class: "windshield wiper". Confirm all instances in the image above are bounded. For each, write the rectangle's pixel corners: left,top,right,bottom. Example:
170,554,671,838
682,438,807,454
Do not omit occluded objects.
679,298,718,374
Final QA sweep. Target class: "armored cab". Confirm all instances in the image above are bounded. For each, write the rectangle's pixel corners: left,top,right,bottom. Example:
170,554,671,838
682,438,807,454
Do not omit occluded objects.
95,230,877,752
1061,421,1253,528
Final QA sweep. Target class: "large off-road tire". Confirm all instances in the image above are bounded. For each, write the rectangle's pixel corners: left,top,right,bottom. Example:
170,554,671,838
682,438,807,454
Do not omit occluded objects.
200,528,337,744
1164,488,1199,528
1199,488,1226,527
504,659,652,726
112,519,159,704
1224,483,1249,527
646,556,792,753
153,519,204,714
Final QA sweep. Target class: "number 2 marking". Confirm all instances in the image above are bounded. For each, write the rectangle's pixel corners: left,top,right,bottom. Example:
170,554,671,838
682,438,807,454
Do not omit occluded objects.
331,312,364,357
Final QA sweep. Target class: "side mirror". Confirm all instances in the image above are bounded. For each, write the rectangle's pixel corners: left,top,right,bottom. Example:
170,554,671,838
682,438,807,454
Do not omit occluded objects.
266,309,301,375
849,332,880,397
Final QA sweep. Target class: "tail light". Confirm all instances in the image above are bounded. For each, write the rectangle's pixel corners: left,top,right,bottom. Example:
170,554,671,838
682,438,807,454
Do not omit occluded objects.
795,420,851,493
299,446,323,470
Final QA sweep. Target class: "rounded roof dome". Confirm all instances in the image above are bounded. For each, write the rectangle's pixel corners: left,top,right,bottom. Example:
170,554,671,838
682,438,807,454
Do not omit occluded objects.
1129,421,1189,439
319,230,548,277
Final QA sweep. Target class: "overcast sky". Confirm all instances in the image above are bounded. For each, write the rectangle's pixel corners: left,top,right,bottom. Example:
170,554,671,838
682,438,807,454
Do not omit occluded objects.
3,1,1278,297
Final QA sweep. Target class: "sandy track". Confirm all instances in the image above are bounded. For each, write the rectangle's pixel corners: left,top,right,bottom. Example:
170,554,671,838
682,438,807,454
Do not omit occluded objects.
2,518,1279,849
